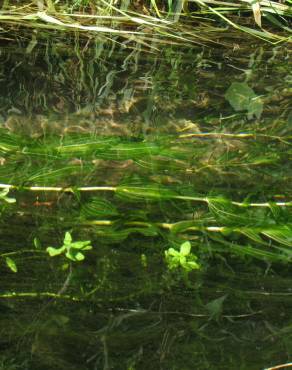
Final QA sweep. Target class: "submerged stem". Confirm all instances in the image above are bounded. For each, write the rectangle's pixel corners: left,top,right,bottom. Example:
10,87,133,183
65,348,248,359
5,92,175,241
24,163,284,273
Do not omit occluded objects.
0,292,81,301
0,183,290,208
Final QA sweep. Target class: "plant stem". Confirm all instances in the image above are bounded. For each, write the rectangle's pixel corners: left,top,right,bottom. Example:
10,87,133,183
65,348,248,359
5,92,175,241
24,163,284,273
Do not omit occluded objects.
0,291,81,301
0,183,290,208
0,250,46,258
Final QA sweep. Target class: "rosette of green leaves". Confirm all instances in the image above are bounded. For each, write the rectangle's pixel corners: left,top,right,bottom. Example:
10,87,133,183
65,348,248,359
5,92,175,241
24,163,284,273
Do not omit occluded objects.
165,241,200,272
46,232,92,262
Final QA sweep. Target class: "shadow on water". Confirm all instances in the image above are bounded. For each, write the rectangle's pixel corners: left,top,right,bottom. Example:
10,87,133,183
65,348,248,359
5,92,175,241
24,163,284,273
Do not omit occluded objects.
0,31,291,370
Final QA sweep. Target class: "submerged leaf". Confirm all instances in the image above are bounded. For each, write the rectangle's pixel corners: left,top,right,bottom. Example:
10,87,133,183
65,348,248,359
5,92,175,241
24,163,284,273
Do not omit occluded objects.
33,237,42,249
186,261,200,270
165,247,180,257
0,188,9,197
180,241,191,256
63,232,72,246
5,257,17,273
262,226,292,247
206,295,227,320
225,82,255,111
46,246,66,257
0,188,16,204
81,197,119,218
247,96,263,119
240,228,267,245
225,82,263,119
66,250,85,262
2,196,16,204
70,241,92,250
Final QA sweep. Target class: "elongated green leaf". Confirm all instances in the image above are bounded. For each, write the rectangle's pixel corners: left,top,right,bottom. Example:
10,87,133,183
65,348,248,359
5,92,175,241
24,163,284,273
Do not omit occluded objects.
70,241,92,250
261,226,292,247
33,237,42,249
46,246,66,257
63,232,72,246
66,249,85,262
211,234,288,262
0,188,16,204
239,228,267,245
81,197,119,218
5,257,17,273
186,261,200,270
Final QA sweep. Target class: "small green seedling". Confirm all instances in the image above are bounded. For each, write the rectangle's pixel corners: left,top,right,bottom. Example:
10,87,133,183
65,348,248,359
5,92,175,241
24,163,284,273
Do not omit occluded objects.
165,241,200,272
46,232,92,262
0,188,16,204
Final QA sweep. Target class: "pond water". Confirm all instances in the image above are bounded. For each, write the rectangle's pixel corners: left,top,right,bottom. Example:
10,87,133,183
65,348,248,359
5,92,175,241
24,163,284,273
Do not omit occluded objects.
0,34,291,370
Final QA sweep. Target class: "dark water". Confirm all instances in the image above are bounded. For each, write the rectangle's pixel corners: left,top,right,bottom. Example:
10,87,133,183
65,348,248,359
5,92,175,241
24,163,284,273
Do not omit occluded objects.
0,35,291,370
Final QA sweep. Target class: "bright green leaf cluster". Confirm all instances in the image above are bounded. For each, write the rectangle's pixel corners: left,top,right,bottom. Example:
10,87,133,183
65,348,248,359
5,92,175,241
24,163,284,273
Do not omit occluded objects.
165,241,200,272
46,232,92,262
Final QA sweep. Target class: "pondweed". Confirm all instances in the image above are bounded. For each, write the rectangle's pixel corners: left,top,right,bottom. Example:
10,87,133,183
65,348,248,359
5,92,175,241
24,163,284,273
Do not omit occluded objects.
46,231,92,261
165,241,200,271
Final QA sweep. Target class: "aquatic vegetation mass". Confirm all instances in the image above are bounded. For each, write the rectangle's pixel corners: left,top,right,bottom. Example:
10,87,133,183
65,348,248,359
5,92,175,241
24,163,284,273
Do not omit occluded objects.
0,3,291,369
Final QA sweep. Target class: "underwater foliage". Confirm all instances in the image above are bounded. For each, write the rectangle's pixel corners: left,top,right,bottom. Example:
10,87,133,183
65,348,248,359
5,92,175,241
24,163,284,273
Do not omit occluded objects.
0,14,291,369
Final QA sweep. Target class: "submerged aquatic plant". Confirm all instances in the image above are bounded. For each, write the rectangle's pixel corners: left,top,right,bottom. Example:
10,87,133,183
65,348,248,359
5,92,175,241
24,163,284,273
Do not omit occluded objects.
165,241,200,272
0,8,291,370
46,231,92,261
